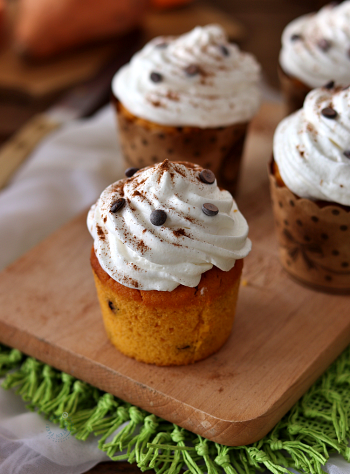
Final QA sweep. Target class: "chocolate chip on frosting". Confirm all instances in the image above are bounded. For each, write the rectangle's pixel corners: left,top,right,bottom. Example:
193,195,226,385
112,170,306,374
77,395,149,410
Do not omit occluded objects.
150,72,163,83
344,150,350,158
150,209,167,226
317,39,331,51
220,45,229,56
324,80,335,89
155,42,168,48
110,198,126,213
125,167,139,178
199,169,215,184
291,34,302,41
202,203,219,216
321,107,337,119
184,64,200,76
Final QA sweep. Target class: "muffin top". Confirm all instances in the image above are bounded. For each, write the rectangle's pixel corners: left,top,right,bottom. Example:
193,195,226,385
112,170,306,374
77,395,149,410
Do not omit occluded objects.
273,84,350,206
87,160,251,291
112,25,261,128
279,1,350,88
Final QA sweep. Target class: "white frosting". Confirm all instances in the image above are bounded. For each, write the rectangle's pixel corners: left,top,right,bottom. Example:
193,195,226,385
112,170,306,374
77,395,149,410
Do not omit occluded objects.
280,2,350,88
87,161,251,291
273,86,350,206
112,25,261,128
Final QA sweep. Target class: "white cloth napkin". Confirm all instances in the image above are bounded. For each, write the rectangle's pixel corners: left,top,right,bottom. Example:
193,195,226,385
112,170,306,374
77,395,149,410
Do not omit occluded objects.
0,105,349,473
0,105,124,271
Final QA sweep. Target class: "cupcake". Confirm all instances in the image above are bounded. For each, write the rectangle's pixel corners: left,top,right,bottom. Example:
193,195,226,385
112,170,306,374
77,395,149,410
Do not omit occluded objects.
279,1,350,114
270,85,350,293
87,160,251,365
111,25,261,195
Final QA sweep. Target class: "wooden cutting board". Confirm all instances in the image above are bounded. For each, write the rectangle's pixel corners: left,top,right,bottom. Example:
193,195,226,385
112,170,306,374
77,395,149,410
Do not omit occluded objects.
0,103,349,447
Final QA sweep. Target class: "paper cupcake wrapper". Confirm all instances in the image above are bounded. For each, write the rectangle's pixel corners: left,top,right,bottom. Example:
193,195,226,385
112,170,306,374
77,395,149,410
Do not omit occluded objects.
269,173,350,293
278,65,311,115
115,101,248,195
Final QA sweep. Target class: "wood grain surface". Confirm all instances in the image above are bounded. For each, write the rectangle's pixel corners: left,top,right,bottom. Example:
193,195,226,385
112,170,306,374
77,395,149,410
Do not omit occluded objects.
0,103,349,447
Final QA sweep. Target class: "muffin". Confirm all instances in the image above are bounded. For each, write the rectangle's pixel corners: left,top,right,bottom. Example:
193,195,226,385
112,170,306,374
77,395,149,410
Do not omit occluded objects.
279,1,350,114
270,84,350,293
111,25,261,195
87,160,251,365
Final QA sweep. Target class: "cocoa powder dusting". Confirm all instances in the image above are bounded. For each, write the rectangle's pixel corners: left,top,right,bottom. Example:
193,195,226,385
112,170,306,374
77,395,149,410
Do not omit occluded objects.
110,180,126,197
96,225,105,240
172,228,189,238
173,165,186,178
306,122,317,135
166,91,180,101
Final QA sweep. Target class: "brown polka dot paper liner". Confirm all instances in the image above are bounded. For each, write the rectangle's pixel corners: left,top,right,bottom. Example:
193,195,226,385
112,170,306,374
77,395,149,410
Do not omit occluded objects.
278,65,311,115
114,99,248,196
269,173,350,293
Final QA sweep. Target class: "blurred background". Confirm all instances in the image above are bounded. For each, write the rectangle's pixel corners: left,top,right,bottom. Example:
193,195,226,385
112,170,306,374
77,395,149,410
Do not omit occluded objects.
0,0,329,145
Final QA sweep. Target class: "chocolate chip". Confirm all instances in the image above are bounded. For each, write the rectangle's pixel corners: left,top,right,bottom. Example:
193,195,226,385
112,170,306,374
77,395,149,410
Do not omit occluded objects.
321,107,337,119
199,169,215,184
150,210,167,226
324,80,335,89
125,167,139,177
150,72,163,83
155,42,168,48
184,64,199,76
344,150,350,158
291,34,302,41
317,39,331,51
202,203,219,216
110,198,125,213
108,301,116,312
220,45,229,56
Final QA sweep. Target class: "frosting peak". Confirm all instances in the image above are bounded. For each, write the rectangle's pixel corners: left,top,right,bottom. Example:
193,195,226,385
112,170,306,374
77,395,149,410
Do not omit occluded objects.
87,161,251,291
112,25,261,128
280,1,350,88
273,85,350,206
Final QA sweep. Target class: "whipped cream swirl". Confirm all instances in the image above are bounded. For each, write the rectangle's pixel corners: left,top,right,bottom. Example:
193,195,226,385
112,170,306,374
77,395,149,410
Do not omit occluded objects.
280,2,350,88
273,86,350,205
87,161,251,291
112,25,261,128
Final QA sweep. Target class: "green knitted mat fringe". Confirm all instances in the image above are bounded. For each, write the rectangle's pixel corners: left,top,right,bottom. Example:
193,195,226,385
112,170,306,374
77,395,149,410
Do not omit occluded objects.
1,344,350,474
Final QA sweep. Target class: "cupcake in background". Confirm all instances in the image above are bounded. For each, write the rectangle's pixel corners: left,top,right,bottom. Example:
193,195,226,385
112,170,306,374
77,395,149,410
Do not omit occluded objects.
270,84,350,293
88,160,251,366
112,25,261,195
278,1,350,114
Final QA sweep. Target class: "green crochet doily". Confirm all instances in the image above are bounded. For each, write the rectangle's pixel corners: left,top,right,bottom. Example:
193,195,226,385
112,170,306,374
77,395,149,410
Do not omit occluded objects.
1,343,350,474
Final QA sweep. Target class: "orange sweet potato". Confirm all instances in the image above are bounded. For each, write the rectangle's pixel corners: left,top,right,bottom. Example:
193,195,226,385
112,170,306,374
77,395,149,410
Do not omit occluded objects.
14,0,149,58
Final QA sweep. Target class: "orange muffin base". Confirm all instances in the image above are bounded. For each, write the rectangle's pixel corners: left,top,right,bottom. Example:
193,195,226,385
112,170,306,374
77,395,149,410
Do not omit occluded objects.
91,247,243,366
